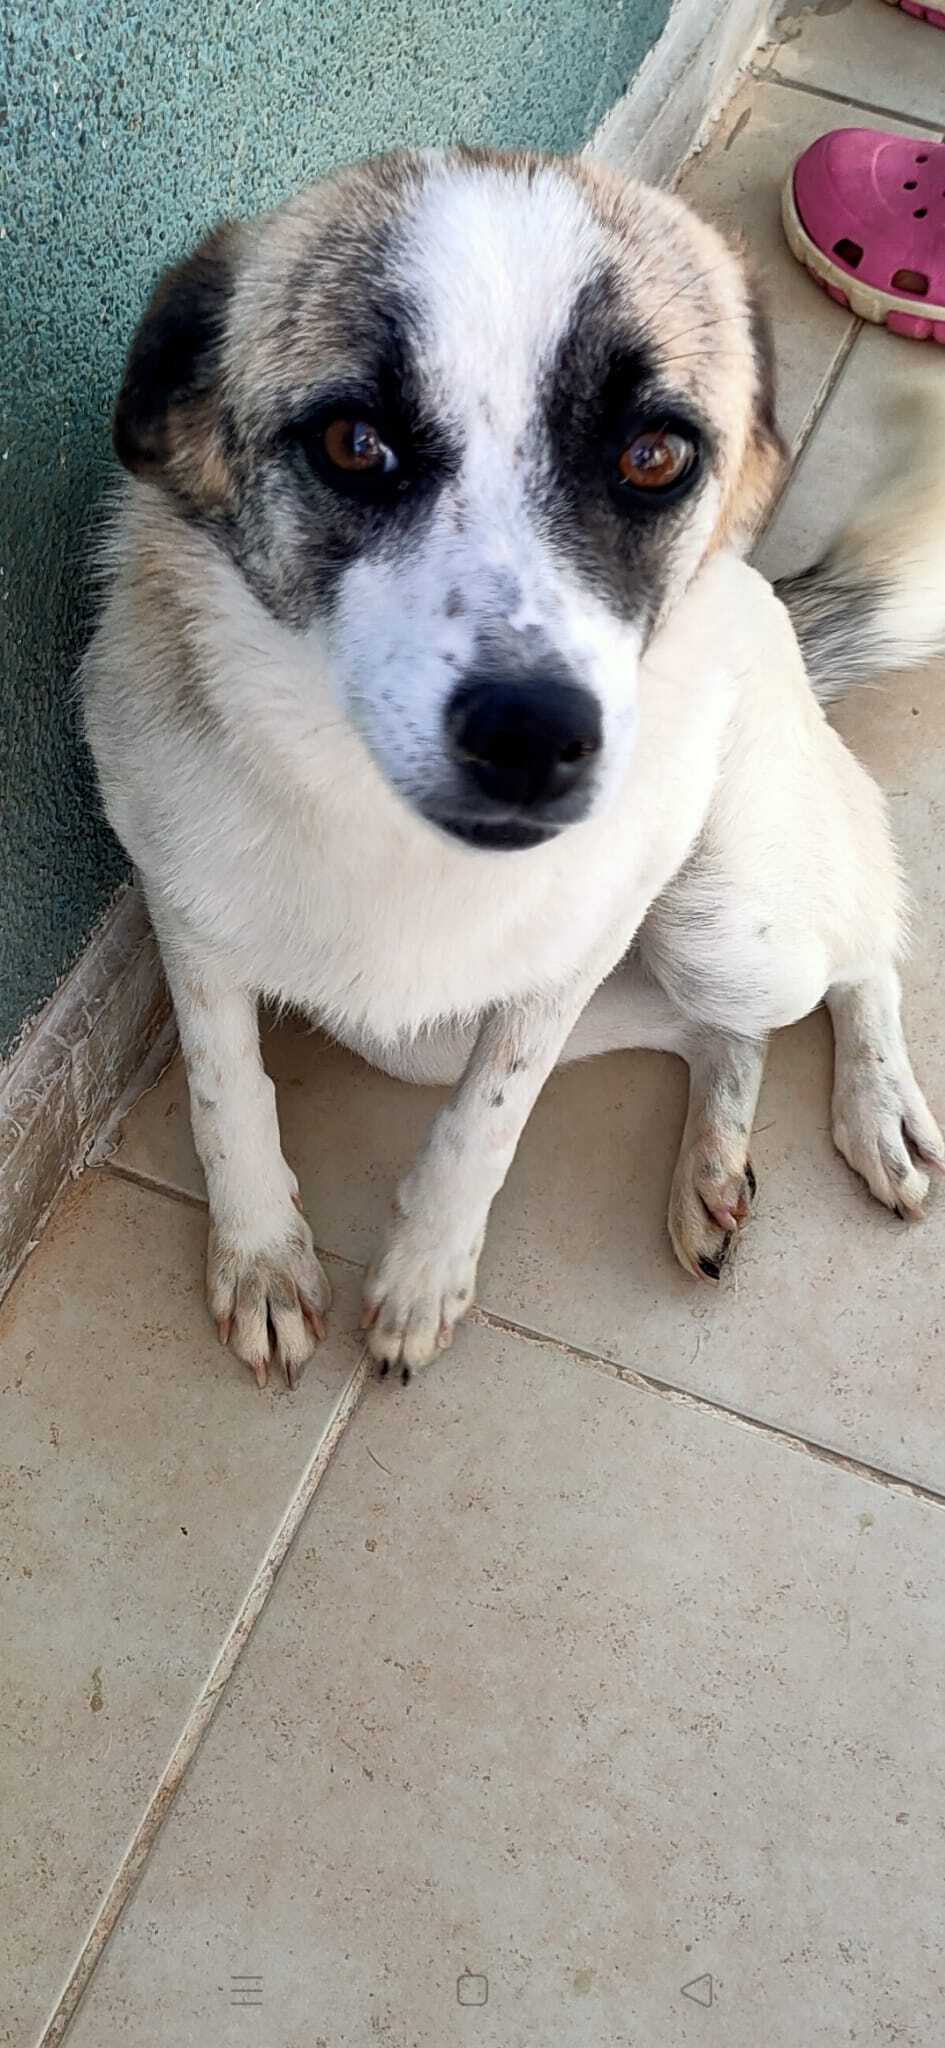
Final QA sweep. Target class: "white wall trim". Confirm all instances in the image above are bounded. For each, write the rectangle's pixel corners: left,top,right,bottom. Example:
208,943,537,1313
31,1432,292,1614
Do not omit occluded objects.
0,885,173,1298
588,0,775,188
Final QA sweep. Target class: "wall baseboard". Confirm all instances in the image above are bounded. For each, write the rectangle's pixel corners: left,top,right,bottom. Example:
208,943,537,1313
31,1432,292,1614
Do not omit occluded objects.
0,886,173,1299
0,0,775,1304
589,0,774,187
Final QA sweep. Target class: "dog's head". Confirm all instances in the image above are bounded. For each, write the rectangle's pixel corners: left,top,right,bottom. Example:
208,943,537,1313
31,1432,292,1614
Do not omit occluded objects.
114,149,784,850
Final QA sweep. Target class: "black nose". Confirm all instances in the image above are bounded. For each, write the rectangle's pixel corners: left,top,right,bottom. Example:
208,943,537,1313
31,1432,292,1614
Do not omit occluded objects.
447,676,602,811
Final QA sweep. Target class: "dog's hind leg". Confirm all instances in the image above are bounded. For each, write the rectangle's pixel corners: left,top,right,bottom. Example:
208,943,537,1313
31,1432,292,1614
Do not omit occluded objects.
564,963,767,1282
828,964,944,1216
665,1027,766,1282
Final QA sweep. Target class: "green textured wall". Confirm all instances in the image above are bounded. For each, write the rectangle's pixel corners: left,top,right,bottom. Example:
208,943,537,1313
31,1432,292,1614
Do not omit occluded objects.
0,0,673,1056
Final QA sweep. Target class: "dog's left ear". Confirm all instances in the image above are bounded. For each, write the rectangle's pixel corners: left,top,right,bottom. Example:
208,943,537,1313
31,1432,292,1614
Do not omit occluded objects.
719,281,787,550
113,221,243,509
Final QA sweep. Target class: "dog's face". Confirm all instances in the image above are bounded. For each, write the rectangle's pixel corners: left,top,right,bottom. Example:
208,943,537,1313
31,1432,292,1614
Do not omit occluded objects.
114,149,783,850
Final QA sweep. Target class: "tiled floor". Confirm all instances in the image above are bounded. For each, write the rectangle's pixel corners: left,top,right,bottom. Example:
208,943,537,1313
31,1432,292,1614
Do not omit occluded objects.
3,5,944,2043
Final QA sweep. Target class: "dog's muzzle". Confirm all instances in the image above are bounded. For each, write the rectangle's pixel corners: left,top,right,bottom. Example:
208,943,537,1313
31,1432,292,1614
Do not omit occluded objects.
437,669,602,850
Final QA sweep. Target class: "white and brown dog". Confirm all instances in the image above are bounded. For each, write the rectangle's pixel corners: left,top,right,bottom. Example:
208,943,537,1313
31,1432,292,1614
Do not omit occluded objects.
82,147,945,1386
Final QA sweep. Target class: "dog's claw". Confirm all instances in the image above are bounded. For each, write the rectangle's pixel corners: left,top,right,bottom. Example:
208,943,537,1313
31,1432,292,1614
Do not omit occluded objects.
302,1300,327,1342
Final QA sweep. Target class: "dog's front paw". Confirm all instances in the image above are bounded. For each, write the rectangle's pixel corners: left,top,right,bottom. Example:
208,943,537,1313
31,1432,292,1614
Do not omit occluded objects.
207,1208,331,1389
361,1216,482,1382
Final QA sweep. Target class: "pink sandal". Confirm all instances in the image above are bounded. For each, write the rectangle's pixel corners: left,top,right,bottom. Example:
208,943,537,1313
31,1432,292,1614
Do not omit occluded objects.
880,0,945,27
783,128,945,341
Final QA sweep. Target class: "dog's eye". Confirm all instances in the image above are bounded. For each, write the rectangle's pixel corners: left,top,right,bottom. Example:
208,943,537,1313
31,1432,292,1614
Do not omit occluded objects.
321,417,399,477
616,427,698,495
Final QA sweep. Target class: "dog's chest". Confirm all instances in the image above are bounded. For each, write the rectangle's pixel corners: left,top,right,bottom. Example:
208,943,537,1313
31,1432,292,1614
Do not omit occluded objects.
187,786,633,1043
144,595,741,1046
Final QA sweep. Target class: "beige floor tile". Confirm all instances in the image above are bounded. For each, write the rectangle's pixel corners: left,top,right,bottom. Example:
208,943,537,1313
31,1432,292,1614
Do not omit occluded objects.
484,981,945,1494
677,79,861,450
66,1321,945,2048
0,1172,363,2048
756,320,945,580
112,901,945,1493
764,0,945,130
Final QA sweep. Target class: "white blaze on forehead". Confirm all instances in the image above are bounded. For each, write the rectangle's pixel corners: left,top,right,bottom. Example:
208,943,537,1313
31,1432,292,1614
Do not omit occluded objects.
392,161,609,433
319,163,651,826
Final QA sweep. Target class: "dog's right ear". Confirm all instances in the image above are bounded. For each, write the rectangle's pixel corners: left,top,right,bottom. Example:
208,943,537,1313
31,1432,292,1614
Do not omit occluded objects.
113,222,241,507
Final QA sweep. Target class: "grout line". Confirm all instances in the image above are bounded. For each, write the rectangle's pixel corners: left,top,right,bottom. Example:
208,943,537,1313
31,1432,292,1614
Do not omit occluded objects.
756,316,864,546
36,1352,370,2048
470,1306,945,1510
100,1179,943,1505
99,1159,209,1212
97,1161,364,1273
756,66,943,133
790,315,862,463
751,318,863,552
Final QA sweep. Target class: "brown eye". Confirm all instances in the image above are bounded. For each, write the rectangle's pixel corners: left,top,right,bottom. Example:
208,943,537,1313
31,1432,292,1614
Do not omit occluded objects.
321,417,397,475
617,427,697,494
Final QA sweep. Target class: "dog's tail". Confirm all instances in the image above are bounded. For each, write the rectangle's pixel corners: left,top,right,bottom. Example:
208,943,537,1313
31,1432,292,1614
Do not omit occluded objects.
775,393,945,706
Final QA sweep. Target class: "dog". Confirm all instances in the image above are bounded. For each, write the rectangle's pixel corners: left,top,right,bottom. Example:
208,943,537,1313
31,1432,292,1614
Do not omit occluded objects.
81,146,945,1387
